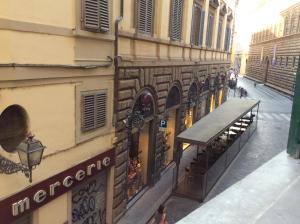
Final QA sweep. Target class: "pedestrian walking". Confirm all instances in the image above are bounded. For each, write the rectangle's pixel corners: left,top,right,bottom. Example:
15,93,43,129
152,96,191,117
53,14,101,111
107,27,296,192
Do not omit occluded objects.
155,204,168,224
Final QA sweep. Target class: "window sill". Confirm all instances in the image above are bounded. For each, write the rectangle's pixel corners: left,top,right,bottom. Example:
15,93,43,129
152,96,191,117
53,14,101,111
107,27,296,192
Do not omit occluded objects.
73,29,115,41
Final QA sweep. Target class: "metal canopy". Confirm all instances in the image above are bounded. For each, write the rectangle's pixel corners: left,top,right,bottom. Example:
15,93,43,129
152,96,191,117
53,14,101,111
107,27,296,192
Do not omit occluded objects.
177,98,260,145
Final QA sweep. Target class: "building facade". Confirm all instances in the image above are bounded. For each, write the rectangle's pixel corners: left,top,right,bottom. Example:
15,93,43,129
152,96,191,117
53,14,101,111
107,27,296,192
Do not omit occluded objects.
246,2,300,96
113,0,233,223
0,0,233,224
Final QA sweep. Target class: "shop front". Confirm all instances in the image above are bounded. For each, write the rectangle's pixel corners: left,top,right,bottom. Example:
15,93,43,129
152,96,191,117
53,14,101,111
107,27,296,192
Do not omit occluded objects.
163,85,182,167
0,149,115,224
183,83,198,151
126,90,155,202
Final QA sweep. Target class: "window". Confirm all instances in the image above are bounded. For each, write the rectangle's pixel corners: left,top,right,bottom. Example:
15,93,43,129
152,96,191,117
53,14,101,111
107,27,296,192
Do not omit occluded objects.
206,13,214,48
81,91,107,132
224,26,231,51
82,0,110,32
170,0,184,41
191,3,202,46
137,0,154,34
293,56,296,67
217,19,223,49
280,57,282,66
284,15,289,35
286,56,289,66
297,13,300,32
290,14,296,34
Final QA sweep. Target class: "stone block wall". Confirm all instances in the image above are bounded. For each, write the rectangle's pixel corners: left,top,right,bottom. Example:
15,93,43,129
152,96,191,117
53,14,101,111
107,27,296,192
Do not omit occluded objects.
112,63,229,222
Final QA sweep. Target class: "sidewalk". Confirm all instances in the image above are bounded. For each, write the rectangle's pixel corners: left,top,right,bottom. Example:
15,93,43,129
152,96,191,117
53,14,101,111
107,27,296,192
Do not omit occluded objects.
177,151,300,224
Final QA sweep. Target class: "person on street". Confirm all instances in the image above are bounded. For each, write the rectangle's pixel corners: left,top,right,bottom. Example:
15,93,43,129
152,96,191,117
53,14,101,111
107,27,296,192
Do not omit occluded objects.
155,204,168,224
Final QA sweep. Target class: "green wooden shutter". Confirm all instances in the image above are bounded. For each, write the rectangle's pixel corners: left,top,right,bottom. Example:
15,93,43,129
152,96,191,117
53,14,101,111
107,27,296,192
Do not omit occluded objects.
170,0,183,41
137,0,153,34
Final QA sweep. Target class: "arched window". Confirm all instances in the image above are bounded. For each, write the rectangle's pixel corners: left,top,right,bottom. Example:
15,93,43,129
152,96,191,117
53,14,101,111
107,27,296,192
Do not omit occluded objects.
132,91,154,119
166,85,181,109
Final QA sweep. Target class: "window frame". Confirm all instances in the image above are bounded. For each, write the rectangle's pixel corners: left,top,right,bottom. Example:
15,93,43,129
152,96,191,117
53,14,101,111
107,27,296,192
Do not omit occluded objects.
81,0,110,33
136,0,155,35
81,90,108,133
169,0,184,42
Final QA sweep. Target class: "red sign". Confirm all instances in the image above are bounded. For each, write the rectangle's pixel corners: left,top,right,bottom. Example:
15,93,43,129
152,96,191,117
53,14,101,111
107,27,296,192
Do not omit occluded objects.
0,148,115,224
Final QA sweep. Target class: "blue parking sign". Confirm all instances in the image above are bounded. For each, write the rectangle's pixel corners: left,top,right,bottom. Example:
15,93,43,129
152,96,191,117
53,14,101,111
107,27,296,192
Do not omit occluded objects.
160,119,167,130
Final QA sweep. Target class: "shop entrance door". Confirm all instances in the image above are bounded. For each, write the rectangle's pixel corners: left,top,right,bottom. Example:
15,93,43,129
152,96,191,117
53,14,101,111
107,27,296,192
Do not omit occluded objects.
72,172,107,224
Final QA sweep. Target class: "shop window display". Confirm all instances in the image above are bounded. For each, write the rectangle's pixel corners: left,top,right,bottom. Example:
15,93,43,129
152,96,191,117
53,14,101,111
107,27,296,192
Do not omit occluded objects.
127,91,154,200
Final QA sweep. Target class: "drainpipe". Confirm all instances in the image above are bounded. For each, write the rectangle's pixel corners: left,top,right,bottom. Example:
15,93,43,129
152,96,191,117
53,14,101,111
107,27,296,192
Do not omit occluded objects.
113,0,124,127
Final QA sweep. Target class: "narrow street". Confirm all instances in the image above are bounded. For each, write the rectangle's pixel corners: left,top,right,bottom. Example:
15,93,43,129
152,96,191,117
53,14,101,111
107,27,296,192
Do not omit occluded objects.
165,77,293,223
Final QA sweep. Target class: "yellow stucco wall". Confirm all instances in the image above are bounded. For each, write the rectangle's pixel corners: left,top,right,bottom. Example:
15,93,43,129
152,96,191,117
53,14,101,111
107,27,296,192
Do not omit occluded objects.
118,0,233,62
0,0,75,28
0,30,74,64
0,83,76,157
36,194,68,224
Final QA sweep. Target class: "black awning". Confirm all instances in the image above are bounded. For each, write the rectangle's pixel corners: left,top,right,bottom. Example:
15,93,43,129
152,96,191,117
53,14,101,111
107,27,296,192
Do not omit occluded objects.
177,98,260,145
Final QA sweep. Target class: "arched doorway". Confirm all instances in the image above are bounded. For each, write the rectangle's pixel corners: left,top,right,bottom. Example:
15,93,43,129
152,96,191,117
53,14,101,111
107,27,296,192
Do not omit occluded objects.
183,83,198,150
163,84,182,167
127,90,155,201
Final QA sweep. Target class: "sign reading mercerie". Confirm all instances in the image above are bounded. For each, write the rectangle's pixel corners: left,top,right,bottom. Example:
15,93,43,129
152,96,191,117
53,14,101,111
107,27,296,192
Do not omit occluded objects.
0,148,115,224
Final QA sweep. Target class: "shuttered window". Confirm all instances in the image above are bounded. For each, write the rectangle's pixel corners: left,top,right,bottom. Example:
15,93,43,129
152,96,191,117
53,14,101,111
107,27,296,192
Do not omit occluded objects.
206,13,214,48
191,3,202,46
224,26,231,51
199,10,205,46
82,0,110,32
137,0,154,34
81,91,107,132
170,0,184,41
216,19,222,49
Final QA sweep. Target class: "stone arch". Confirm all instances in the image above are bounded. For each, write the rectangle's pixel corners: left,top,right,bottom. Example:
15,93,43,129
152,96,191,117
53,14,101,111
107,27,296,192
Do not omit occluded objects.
166,81,183,110
131,86,158,118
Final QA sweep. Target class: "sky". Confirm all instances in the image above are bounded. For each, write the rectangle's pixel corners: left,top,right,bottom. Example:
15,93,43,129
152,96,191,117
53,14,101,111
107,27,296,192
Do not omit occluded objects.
229,0,300,52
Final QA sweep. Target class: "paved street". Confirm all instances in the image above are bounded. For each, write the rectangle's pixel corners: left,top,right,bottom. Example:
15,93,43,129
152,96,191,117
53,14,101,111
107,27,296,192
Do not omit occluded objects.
164,77,293,223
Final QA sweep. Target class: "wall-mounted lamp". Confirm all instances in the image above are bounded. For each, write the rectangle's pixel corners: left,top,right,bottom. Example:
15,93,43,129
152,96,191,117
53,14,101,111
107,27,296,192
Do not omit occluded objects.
0,134,45,183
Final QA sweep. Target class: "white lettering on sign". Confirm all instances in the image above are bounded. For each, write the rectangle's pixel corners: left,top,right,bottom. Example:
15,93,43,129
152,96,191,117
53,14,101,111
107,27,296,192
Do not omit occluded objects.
75,170,86,181
49,181,61,196
102,157,110,167
63,176,74,188
33,190,47,203
87,164,96,176
10,154,113,217
12,197,30,216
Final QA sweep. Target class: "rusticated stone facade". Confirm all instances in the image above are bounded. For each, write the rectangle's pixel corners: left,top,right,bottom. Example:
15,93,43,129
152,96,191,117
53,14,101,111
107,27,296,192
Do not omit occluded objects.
112,62,229,221
246,2,300,96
